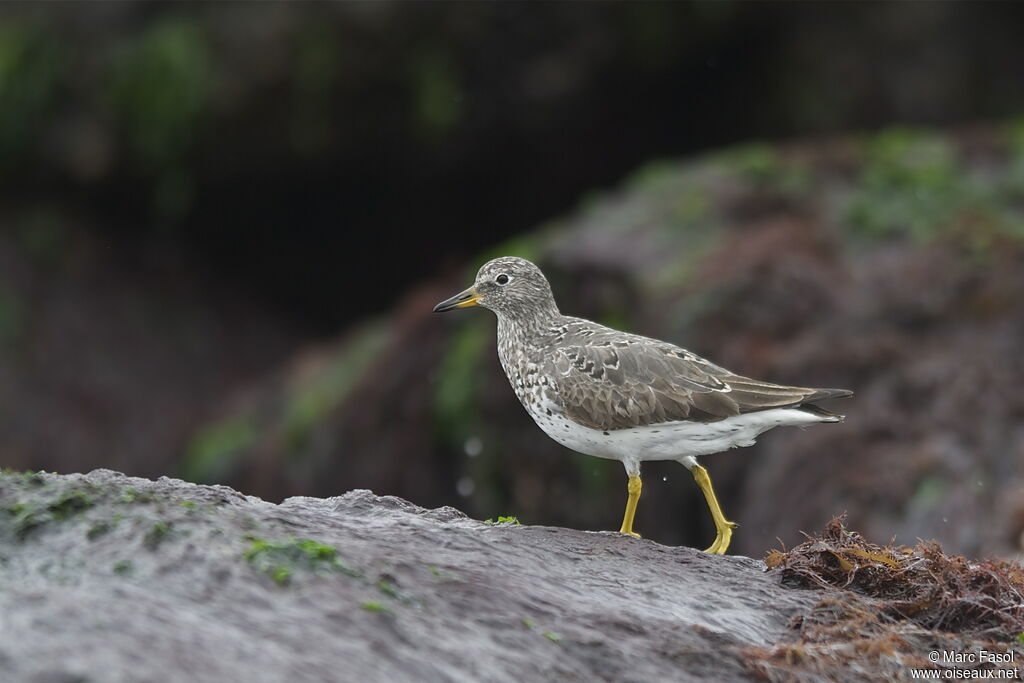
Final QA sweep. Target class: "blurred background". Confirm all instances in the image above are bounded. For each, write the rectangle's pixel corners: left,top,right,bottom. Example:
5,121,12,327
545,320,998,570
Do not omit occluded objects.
2,1,1023,559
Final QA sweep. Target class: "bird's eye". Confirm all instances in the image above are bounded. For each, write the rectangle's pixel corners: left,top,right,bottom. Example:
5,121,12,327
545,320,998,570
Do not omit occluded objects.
495,274,511,286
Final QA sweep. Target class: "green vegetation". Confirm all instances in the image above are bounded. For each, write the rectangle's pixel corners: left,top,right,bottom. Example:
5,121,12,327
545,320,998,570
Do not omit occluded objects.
427,565,457,581
713,142,811,196
243,537,360,587
376,577,424,607
181,417,257,485
119,487,155,504
283,322,388,456
111,20,210,168
377,578,400,599
178,500,198,510
0,22,60,167
47,491,94,518
87,521,112,540
483,516,521,526
3,489,95,540
360,601,391,614
522,617,561,643
411,48,462,142
113,560,133,575
144,521,172,550
183,319,393,482
845,126,1024,247
846,128,962,241
432,317,490,444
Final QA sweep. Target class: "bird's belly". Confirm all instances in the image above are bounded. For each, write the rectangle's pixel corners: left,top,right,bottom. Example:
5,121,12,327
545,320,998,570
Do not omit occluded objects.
527,407,830,462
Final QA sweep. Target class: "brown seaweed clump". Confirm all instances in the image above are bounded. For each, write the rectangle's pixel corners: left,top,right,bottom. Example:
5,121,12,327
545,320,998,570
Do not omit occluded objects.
746,516,1024,681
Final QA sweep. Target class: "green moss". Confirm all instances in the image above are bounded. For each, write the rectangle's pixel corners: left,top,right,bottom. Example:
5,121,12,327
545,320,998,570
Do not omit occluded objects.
119,487,155,504
181,417,257,484
3,489,94,540
483,516,521,526
522,618,535,629
4,502,27,516
9,509,44,540
271,566,292,586
361,601,390,614
113,560,133,575
0,469,45,483
87,521,112,540
427,565,456,580
377,578,400,599
144,521,172,550
48,491,93,520
178,500,198,510
543,631,563,643
243,537,360,587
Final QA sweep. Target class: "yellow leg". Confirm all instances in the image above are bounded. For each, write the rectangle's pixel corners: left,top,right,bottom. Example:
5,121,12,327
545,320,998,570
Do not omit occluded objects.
691,464,737,554
618,474,642,538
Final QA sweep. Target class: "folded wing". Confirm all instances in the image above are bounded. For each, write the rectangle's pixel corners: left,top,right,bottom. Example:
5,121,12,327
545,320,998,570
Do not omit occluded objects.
545,337,851,431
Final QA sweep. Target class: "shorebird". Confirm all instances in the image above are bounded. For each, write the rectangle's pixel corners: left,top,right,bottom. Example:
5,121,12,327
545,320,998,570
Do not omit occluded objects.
433,256,851,554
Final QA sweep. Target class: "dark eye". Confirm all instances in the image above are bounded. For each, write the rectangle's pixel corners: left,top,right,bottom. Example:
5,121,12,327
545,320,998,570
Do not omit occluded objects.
495,274,510,286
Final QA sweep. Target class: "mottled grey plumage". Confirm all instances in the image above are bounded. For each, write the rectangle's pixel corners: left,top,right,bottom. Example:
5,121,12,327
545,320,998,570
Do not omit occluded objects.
460,256,850,434
433,255,852,552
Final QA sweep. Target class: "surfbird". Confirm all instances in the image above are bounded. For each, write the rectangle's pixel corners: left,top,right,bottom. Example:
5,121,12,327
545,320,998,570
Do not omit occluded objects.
433,256,851,554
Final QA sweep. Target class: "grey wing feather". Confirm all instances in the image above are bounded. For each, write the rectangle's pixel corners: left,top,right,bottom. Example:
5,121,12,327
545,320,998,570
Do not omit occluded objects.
545,334,851,431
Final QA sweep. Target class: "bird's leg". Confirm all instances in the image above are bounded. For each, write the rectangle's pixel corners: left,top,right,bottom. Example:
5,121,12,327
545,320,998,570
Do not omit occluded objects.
618,473,642,538
690,464,737,554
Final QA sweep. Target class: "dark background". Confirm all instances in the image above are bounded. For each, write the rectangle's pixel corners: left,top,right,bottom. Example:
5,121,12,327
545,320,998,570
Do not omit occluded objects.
2,2,1023,557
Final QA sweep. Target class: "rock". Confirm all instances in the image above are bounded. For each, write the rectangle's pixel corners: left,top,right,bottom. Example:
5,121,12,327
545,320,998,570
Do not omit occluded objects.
0,469,821,682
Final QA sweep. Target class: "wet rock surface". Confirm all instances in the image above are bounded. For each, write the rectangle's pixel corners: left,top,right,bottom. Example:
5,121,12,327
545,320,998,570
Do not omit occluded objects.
0,469,823,682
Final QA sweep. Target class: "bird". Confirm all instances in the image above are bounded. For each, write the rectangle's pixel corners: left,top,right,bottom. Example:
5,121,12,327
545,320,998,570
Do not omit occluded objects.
433,256,851,554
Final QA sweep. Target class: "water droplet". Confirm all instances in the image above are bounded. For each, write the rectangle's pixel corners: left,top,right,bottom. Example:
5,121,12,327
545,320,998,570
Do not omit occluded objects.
464,436,483,457
942,517,948,523
456,477,475,497
976,481,984,488
662,476,668,482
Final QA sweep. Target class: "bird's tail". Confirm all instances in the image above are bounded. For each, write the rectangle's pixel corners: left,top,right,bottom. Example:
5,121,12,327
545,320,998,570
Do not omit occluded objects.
799,387,852,422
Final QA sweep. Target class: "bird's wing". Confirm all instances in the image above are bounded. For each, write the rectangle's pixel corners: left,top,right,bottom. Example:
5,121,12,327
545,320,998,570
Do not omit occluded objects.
544,336,843,431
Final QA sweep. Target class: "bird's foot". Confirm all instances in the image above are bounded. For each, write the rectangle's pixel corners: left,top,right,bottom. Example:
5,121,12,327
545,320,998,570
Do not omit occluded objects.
619,529,642,539
704,520,738,555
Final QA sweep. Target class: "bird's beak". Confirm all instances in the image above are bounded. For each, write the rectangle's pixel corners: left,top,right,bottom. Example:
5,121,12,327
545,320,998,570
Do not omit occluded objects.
433,285,481,313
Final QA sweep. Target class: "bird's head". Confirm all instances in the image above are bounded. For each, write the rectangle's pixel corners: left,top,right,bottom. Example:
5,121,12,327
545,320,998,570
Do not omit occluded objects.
433,256,559,320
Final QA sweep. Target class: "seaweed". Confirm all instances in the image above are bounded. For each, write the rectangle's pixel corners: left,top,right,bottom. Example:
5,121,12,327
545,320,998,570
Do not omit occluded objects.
747,517,1023,680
